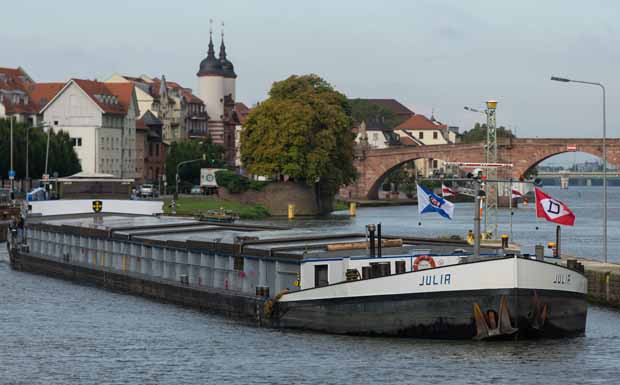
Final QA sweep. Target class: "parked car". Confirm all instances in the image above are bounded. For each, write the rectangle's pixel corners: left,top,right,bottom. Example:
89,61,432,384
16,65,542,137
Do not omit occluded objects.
190,185,202,195
138,184,155,198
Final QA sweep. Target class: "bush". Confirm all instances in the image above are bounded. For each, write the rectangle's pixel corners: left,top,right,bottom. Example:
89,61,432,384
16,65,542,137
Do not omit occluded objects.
215,170,270,193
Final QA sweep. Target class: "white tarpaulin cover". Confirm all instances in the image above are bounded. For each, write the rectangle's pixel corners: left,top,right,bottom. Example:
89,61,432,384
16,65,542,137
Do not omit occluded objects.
29,200,164,216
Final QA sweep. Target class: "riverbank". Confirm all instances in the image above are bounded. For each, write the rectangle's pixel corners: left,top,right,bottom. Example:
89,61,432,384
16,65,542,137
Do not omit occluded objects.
566,256,620,308
162,196,270,219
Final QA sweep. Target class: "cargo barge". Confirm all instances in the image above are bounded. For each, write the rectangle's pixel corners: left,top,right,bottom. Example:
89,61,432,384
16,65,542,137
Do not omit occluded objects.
7,211,587,340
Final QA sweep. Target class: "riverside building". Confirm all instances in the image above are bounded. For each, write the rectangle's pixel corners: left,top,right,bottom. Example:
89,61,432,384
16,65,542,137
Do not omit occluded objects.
40,79,139,178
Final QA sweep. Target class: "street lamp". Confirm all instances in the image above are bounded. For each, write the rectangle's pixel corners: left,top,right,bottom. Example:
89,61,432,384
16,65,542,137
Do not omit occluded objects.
9,116,14,198
173,154,207,208
551,75,607,262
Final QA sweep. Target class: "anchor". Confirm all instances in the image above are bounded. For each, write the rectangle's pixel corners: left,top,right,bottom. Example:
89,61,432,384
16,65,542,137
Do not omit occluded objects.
473,296,518,340
528,290,549,331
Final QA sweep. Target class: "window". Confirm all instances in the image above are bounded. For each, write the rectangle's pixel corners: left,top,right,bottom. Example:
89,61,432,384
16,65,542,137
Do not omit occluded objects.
433,132,438,139
71,137,82,147
433,159,438,168
314,265,329,288
419,132,424,139
155,143,159,156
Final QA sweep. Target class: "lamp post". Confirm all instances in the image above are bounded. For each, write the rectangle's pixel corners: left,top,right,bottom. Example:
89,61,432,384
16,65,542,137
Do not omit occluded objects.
174,155,206,201
10,116,14,197
464,103,499,237
551,76,607,263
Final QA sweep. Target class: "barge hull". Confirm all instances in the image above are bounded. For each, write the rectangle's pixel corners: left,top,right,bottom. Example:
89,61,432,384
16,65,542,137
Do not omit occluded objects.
10,251,264,323
276,289,587,339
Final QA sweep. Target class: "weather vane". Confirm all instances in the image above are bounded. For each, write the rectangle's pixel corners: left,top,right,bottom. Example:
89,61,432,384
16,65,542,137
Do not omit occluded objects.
209,18,213,34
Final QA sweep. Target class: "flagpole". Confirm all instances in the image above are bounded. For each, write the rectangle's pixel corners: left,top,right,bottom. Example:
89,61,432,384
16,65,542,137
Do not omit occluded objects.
509,178,513,240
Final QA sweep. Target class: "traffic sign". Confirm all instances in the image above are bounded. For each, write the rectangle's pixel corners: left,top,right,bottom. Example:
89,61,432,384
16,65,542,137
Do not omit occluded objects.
8,170,15,180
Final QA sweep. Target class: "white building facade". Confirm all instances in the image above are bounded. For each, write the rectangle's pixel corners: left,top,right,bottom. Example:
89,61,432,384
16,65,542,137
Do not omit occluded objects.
41,79,138,178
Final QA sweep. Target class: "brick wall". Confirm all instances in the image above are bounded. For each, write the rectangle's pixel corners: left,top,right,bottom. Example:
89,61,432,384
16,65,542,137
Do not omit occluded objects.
219,182,320,216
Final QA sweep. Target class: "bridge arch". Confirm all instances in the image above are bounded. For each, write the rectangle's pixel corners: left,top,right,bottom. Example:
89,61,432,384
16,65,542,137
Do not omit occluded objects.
510,144,619,179
366,157,427,200
346,143,486,199
344,138,620,200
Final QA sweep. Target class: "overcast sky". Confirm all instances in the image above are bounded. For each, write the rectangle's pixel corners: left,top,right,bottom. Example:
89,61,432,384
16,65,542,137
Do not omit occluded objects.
4,0,619,143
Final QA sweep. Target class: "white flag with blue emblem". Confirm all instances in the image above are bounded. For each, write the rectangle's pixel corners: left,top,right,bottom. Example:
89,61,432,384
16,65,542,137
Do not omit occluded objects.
417,184,455,220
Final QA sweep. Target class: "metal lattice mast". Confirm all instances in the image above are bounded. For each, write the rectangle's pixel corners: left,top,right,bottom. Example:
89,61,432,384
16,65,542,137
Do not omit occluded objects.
485,101,498,238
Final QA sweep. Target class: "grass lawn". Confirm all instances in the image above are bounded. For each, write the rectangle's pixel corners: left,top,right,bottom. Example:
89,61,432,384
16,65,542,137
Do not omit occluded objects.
333,200,349,211
163,196,270,219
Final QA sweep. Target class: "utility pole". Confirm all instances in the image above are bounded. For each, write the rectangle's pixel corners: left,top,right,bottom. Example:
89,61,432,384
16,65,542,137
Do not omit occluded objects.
485,101,498,238
473,180,482,257
9,116,15,198
26,123,29,181
45,124,51,183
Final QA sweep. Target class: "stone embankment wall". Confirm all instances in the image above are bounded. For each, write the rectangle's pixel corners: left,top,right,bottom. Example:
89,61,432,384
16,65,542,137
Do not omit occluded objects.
569,257,620,307
585,268,620,307
219,182,319,216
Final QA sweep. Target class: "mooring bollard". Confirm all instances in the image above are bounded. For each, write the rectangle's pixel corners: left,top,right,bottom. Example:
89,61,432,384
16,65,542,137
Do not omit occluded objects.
349,202,357,216
288,204,295,219
501,234,509,249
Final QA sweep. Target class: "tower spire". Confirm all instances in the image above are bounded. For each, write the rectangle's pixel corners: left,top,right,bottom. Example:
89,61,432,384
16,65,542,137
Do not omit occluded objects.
219,21,227,60
207,18,215,58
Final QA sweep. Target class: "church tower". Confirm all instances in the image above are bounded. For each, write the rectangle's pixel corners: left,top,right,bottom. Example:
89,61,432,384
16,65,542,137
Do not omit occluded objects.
197,25,225,144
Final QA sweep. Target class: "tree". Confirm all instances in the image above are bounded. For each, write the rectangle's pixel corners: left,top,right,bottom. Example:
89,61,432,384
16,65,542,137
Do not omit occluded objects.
165,137,225,191
240,74,356,212
349,99,406,129
0,118,81,179
460,122,515,144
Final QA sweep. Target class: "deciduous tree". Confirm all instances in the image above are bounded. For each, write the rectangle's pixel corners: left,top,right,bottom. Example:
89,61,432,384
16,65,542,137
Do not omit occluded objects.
0,118,81,179
165,137,225,190
240,74,356,212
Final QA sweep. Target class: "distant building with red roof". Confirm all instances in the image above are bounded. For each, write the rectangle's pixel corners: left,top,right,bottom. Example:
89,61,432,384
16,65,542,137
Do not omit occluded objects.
0,67,44,123
105,73,208,144
394,114,456,145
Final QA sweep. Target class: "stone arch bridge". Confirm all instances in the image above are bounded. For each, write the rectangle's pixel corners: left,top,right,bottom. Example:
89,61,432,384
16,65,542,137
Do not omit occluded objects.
344,138,620,199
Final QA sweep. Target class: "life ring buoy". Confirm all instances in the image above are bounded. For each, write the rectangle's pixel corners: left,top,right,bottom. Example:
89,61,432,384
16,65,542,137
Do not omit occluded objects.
413,255,436,271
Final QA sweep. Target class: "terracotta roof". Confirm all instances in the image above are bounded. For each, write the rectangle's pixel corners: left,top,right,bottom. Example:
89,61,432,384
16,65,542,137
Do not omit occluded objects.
0,67,32,91
102,82,135,112
395,114,447,131
352,98,415,117
144,78,203,104
26,83,64,112
4,103,36,114
233,102,251,125
395,129,424,146
0,67,36,113
399,136,420,146
72,79,131,114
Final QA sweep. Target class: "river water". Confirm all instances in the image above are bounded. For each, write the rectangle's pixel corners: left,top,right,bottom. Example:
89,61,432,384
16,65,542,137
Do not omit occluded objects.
266,186,620,263
1,186,620,385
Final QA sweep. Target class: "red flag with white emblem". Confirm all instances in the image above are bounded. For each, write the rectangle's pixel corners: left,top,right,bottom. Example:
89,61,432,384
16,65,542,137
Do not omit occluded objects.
442,183,457,197
534,188,575,226
511,188,524,199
